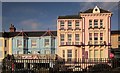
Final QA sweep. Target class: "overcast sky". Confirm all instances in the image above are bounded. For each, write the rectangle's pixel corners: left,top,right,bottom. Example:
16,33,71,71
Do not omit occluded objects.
1,0,120,32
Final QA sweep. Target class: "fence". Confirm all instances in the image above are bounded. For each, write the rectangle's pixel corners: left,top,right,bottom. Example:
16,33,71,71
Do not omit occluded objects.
1,57,120,73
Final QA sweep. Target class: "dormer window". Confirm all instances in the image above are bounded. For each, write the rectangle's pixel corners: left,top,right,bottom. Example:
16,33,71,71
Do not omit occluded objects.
95,9,97,11
93,6,100,13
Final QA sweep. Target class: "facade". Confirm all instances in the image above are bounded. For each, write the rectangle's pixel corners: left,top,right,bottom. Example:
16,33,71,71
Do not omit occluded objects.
0,24,57,61
111,30,120,49
9,30,57,56
0,24,57,60
111,30,120,58
57,6,112,61
0,32,10,62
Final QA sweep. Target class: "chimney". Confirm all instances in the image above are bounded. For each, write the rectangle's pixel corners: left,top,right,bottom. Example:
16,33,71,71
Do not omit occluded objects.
9,24,16,32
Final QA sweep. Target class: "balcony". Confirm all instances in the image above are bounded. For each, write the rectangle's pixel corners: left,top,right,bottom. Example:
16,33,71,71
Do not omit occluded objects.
67,27,73,31
59,27,65,30
100,41,104,45
75,27,81,30
88,41,93,45
66,42,72,45
88,26,93,29
60,42,64,45
94,41,98,45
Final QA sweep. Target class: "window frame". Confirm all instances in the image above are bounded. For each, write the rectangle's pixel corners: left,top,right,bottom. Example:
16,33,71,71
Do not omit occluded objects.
89,20,92,28
31,39,37,48
44,39,49,47
94,19,98,28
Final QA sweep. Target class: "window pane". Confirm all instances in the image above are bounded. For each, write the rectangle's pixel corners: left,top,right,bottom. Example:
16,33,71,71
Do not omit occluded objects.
60,21,64,29
17,39,22,47
60,34,64,41
100,50,104,58
89,33,92,40
89,20,92,28
60,21,64,26
118,37,120,41
89,50,93,58
75,20,79,26
45,39,49,47
31,39,37,47
94,20,98,28
94,33,98,40
68,20,72,26
68,34,72,41
75,34,79,41
94,50,98,58
100,19,103,27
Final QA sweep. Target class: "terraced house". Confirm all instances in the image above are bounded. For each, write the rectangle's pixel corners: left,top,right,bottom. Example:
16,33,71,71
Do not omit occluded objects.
2,24,57,60
57,6,112,62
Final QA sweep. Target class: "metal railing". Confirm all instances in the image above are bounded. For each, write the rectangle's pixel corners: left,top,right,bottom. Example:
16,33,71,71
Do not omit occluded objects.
2,56,120,73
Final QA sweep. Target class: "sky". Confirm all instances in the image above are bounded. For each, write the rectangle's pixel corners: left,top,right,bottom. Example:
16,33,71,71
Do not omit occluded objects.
1,1,120,31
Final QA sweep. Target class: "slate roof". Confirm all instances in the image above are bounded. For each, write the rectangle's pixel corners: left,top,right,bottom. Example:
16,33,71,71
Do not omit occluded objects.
58,15,82,19
111,30,120,34
0,31,57,38
80,8,111,13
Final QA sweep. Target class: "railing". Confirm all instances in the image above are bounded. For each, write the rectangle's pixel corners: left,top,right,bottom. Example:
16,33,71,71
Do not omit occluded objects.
2,56,120,73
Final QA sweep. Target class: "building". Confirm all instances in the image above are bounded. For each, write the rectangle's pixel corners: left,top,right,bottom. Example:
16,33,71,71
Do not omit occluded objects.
111,30,120,58
57,6,112,62
0,24,57,60
111,30,120,49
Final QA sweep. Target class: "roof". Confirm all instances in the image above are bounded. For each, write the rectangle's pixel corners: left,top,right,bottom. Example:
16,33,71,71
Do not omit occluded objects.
0,31,57,38
58,15,82,19
81,8,111,13
111,30,120,34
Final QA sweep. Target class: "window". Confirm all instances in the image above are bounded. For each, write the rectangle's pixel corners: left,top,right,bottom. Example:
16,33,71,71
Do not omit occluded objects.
0,39,3,47
75,20,79,29
24,39,27,48
89,33,92,40
75,34,79,41
68,34,72,41
67,34,72,45
89,20,92,28
75,34,79,45
4,51,7,56
31,39,37,47
94,33,98,40
67,50,72,62
118,45,120,48
100,33,103,40
60,34,64,45
100,19,103,28
94,33,98,44
44,39,49,47
75,50,77,61
45,50,50,54
94,20,98,28
68,20,72,29
60,21,64,29
118,37,120,41
63,50,65,58
17,39,22,47
5,40,7,47
94,50,98,59
17,51,19,54
89,50,93,58
100,50,104,58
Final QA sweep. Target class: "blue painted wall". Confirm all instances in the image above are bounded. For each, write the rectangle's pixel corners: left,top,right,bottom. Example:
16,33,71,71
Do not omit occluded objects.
12,36,57,55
